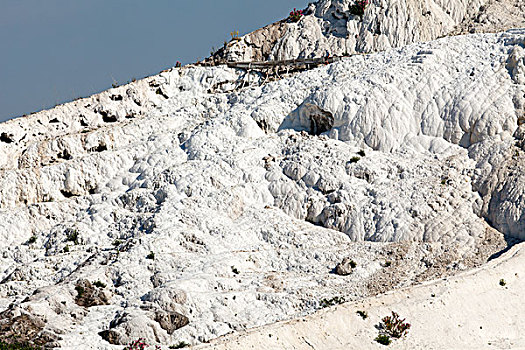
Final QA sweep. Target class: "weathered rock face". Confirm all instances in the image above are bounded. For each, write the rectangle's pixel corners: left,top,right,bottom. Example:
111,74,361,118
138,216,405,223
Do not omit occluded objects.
0,307,58,347
219,0,525,63
0,5,524,349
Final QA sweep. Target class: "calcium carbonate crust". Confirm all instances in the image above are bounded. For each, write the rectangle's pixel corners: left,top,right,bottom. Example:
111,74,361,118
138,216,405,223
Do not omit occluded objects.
0,29,524,348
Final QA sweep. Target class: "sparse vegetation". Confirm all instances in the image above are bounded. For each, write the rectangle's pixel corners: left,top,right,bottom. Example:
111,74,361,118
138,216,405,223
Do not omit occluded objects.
350,156,361,163
169,342,190,349
66,229,80,245
63,245,70,253
289,8,304,22
93,280,106,288
112,239,122,247
375,334,392,346
357,310,368,319
75,285,85,298
320,296,345,308
381,311,411,338
27,236,37,245
349,0,369,16
358,150,366,157
499,278,506,286
123,338,161,350
349,260,357,268
231,266,240,274
146,251,155,260
230,31,240,41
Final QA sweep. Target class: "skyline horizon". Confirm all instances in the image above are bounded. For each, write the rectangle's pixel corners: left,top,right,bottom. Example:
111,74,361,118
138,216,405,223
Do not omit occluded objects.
0,0,306,122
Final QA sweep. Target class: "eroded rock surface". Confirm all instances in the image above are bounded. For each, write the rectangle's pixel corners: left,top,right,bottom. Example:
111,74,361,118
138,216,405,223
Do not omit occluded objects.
0,15,523,350
216,0,525,63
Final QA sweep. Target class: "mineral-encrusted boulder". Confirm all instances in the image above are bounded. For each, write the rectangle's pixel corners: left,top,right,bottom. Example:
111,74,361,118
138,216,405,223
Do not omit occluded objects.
335,257,356,276
154,310,189,335
74,279,111,307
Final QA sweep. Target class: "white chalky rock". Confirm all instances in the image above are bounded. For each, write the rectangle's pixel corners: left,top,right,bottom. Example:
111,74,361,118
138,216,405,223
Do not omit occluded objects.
223,0,501,62
0,26,524,349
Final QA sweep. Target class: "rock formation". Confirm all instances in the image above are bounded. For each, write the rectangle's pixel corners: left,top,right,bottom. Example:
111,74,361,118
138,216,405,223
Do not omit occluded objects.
0,0,524,348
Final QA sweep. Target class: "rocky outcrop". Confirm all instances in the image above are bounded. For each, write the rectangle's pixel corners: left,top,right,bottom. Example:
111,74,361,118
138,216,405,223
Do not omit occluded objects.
0,307,60,348
216,0,525,63
74,279,111,307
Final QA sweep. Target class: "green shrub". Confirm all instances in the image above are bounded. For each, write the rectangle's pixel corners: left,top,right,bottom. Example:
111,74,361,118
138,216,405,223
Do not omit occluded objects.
349,156,360,163
375,334,392,345
170,342,190,349
499,279,506,286
66,229,80,245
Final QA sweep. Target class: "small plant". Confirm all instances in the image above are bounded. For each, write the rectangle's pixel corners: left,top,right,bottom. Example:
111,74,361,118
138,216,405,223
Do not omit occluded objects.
230,30,240,41
381,311,411,338
112,82,119,88
358,150,366,157
349,0,369,16
66,229,80,245
499,278,506,286
75,285,85,298
123,338,161,350
146,251,155,260
112,239,122,247
63,245,70,253
169,342,190,349
375,334,392,346
27,236,37,245
349,260,357,268
383,261,392,267
231,266,240,274
320,296,345,308
289,8,304,22
349,156,361,163
93,280,106,288
175,61,182,68
356,310,368,319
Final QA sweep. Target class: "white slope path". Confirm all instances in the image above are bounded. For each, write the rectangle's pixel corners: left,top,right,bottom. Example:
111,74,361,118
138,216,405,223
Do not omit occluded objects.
196,242,525,350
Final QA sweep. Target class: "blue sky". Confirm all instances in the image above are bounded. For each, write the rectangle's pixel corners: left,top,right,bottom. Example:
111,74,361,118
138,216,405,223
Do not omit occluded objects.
0,0,306,122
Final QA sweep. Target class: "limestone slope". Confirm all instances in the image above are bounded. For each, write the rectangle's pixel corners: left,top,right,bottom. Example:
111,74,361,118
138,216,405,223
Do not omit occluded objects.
0,30,524,349
196,241,525,350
